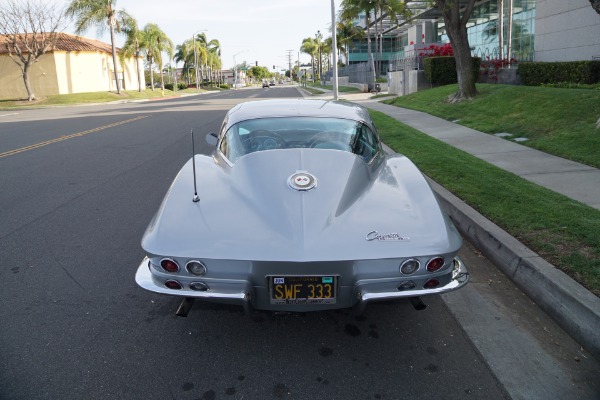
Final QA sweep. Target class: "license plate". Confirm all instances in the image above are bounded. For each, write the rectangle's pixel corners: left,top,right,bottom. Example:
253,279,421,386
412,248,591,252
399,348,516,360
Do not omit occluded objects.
270,276,337,305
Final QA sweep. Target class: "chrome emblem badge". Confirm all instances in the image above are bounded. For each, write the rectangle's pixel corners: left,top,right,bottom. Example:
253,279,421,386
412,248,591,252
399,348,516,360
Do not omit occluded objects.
366,231,410,241
288,172,317,191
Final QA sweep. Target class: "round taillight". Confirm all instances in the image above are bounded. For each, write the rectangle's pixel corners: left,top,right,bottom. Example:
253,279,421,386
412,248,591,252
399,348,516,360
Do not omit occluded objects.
186,260,207,276
424,278,440,289
160,258,179,273
165,280,182,290
426,257,445,272
400,259,420,275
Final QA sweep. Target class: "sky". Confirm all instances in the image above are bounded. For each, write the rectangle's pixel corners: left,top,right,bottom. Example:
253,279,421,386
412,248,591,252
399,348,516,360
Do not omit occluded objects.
40,0,343,72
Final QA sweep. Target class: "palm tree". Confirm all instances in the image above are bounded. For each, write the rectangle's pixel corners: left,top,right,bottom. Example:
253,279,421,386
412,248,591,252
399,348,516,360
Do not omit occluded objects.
120,16,143,92
314,31,325,81
174,39,194,85
140,23,173,91
374,0,407,76
323,37,333,72
300,37,318,82
206,38,221,84
336,19,364,65
341,0,376,80
66,0,131,94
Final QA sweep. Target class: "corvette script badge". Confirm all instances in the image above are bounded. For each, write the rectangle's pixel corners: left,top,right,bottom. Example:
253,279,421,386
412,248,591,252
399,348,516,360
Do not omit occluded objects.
366,231,410,241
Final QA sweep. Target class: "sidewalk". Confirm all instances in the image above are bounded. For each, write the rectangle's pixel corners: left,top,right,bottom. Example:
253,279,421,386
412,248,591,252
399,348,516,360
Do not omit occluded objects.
298,87,600,361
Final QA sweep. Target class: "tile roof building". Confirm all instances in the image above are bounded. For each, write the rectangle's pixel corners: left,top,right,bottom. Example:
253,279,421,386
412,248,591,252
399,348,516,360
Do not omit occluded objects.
0,32,144,99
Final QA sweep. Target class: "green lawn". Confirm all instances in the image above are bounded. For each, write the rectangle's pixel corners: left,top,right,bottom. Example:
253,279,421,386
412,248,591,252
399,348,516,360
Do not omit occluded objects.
306,82,362,93
370,109,600,296
383,84,600,168
0,88,203,109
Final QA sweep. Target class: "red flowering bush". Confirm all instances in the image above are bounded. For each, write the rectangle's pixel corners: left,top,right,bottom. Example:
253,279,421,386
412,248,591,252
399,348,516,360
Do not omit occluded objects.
419,43,454,57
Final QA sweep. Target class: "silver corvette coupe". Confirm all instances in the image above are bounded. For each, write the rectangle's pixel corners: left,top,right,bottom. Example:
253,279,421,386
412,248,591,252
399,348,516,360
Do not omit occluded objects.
135,99,469,315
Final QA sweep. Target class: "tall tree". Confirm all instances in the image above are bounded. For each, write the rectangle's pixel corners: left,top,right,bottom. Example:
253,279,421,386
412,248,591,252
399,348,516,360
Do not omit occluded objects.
119,16,143,92
174,39,194,85
66,0,131,94
336,19,364,65
314,30,325,81
300,37,318,82
341,0,377,81
431,0,478,102
590,0,600,127
0,0,66,101
140,23,172,91
374,0,408,77
206,38,222,84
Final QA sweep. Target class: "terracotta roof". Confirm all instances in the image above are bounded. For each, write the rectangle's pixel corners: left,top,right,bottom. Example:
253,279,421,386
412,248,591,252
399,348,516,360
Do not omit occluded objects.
0,32,118,55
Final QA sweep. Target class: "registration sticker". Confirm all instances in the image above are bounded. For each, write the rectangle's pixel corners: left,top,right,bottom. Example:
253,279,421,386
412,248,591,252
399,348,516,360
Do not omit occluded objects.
274,277,285,284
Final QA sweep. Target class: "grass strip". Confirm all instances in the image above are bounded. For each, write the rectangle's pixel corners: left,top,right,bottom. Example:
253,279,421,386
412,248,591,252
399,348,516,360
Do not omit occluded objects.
0,89,186,109
370,109,600,296
306,83,362,93
383,84,600,168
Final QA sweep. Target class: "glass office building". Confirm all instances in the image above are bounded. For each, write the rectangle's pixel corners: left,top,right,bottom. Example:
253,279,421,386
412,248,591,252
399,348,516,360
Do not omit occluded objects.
347,0,537,73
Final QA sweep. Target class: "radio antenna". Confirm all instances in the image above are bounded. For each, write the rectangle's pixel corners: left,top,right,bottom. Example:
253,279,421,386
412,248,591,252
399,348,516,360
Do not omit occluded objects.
191,129,200,202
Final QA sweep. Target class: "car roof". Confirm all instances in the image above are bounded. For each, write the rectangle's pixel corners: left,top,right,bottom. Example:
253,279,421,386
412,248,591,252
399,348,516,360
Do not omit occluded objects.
224,99,375,131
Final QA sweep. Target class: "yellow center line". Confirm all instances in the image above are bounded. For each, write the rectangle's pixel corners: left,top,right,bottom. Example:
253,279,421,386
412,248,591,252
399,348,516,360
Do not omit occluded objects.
0,115,148,159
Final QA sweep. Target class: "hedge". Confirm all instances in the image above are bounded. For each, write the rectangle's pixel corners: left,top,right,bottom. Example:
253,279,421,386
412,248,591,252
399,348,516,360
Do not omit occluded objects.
518,61,600,86
424,56,481,85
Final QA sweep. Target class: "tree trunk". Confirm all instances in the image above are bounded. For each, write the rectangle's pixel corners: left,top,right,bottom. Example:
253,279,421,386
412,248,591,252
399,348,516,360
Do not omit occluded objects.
439,0,477,102
365,13,376,83
135,50,142,92
109,25,121,94
173,59,178,92
149,58,155,91
22,63,35,101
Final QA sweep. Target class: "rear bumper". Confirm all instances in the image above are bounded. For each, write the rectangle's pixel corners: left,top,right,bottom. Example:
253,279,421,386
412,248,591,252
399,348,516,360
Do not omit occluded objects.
135,257,469,313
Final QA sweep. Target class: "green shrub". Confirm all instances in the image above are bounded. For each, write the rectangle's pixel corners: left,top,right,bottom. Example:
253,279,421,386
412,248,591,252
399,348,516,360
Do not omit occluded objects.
163,83,173,91
177,83,187,90
519,61,600,86
424,56,481,85
219,84,230,89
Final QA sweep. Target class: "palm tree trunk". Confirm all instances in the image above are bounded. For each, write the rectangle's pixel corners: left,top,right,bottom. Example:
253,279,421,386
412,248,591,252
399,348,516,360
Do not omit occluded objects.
135,49,142,92
109,25,121,94
365,14,376,83
149,58,155,91
374,7,379,78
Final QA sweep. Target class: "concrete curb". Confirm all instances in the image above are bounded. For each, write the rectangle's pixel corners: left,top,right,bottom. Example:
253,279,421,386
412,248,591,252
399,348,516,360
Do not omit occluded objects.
426,177,600,361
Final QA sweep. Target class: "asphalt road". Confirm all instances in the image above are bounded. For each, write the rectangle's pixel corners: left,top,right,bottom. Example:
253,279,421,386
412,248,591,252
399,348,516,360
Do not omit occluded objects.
0,87,597,400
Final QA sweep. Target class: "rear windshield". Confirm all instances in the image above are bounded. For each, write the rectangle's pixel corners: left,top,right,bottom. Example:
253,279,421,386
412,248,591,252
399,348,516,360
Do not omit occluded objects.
218,117,380,163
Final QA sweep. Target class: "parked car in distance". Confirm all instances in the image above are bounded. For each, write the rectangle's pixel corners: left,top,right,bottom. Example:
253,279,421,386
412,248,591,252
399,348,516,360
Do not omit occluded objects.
135,99,469,315
262,80,269,88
